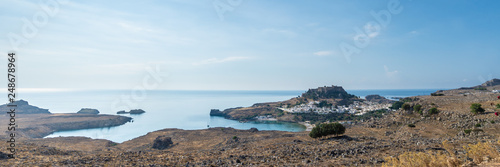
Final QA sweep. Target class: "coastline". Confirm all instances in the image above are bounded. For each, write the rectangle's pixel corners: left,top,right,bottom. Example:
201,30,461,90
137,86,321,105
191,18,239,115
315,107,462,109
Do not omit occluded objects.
0,113,132,139
299,122,314,131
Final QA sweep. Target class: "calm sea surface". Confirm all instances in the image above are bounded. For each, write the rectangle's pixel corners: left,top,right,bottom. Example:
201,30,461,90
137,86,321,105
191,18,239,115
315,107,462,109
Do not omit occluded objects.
16,89,438,142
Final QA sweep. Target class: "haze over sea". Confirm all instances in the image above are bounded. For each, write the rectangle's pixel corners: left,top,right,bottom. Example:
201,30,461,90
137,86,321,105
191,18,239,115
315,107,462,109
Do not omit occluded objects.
18,89,439,143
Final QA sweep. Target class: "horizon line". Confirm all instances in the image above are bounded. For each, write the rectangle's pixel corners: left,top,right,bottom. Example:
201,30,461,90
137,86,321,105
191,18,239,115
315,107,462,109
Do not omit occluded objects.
0,87,451,93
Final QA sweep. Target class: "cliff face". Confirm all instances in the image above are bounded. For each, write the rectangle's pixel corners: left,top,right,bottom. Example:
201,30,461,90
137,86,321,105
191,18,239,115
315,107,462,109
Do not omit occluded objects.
209,109,227,117
0,100,50,114
302,86,356,100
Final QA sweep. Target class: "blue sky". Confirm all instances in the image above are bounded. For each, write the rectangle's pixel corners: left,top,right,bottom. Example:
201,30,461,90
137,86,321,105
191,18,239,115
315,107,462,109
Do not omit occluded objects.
1,0,499,91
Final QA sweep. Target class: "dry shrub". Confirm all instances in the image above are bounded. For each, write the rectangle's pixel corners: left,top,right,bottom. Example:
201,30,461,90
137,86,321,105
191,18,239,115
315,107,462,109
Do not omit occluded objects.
442,140,455,157
463,142,499,164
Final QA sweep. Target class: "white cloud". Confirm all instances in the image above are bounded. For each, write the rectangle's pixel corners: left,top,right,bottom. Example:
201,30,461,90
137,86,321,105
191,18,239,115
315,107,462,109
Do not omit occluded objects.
353,23,380,42
364,23,380,38
192,56,251,66
384,65,399,78
313,51,333,56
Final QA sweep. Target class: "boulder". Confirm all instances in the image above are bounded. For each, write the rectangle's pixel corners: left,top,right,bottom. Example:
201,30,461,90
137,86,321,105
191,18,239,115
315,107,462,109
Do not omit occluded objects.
249,128,259,132
152,135,173,150
77,108,99,114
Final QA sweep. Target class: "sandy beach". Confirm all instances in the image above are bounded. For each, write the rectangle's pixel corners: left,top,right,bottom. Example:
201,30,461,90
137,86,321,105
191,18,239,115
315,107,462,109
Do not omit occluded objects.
299,122,314,131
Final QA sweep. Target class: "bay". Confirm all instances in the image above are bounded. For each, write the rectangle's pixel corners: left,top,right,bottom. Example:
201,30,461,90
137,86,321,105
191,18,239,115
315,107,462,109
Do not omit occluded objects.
19,89,439,143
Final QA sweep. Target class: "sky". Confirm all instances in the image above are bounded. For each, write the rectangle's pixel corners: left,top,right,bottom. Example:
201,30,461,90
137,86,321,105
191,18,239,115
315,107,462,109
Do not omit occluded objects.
1,0,499,91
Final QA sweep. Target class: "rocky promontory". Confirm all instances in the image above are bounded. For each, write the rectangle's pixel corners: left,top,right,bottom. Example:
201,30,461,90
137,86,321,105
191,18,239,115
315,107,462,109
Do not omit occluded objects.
365,94,393,104
21,114,133,138
211,85,361,121
209,109,228,117
0,101,132,138
0,100,50,114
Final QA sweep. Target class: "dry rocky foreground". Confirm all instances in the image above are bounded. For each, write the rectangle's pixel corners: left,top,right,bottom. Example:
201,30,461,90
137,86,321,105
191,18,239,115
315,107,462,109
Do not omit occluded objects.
1,80,500,166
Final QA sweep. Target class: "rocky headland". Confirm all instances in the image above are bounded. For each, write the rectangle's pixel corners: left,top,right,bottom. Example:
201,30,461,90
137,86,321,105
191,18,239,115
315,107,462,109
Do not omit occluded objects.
0,101,132,138
210,85,391,124
0,100,50,114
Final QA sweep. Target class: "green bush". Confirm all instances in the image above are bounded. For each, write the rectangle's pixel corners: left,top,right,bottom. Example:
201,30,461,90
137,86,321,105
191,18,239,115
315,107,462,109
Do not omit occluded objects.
491,120,495,124
474,87,487,90
402,103,411,111
232,136,238,140
414,104,422,113
464,129,472,134
431,93,444,96
475,123,481,127
309,122,346,138
428,107,439,115
470,103,485,114
496,104,500,109
400,97,418,102
391,101,405,110
408,124,416,128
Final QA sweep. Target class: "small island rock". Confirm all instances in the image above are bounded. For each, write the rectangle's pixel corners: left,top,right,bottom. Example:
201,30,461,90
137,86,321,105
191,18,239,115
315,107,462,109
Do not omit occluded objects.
77,108,100,114
116,109,146,114
116,110,127,114
129,109,146,114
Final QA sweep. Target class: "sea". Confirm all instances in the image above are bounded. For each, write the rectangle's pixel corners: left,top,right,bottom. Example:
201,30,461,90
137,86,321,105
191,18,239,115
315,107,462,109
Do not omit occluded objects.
14,89,439,143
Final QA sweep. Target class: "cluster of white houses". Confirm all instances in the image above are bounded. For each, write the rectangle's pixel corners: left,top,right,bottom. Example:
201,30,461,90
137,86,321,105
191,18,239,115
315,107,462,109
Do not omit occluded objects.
279,101,391,115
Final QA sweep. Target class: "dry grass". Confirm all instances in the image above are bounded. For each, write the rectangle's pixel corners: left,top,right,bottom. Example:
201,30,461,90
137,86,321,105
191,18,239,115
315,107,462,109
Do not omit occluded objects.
382,151,461,167
383,140,500,167
464,142,499,164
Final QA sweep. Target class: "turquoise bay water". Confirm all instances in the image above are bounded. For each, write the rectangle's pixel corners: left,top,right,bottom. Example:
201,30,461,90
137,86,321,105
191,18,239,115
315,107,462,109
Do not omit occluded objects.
17,89,438,143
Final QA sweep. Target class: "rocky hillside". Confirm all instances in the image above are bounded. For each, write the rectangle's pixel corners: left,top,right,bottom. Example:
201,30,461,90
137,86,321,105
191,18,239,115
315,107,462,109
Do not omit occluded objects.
481,78,500,87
